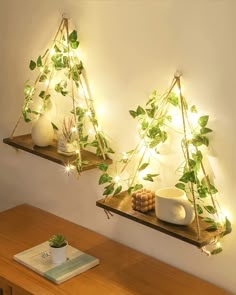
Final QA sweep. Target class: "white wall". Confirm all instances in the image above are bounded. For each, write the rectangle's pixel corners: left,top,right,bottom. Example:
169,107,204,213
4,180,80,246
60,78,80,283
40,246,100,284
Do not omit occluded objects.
1,0,236,293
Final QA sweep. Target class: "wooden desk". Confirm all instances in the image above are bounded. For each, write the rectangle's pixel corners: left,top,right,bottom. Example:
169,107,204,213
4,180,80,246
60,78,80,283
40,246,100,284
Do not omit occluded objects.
0,204,230,295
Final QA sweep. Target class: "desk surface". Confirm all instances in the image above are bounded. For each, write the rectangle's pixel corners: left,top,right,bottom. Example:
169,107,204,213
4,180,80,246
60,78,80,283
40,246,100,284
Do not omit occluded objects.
0,204,230,295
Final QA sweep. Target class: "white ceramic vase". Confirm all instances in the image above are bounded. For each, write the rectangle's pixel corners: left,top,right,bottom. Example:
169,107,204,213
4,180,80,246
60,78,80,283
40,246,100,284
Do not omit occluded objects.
32,115,54,147
50,243,68,264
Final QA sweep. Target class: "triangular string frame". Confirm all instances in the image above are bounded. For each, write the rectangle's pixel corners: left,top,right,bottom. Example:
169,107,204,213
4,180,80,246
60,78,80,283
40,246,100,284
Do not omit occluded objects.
98,73,231,248
10,16,113,173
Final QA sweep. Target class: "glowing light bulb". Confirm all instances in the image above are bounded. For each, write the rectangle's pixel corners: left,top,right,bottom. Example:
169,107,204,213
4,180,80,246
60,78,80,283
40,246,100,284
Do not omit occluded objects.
71,126,77,133
65,165,71,173
219,208,232,223
188,111,199,128
170,110,182,129
37,105,43,112
114,176,121,183
173,86,181,96
85,111,91,117
186,133,193,140
122,152,128,160
65,164,75,173
88,128,94,135
50,48,56,56
40,67,44,73
45,79,49,86
216,242,222,248
97,106,104,117
75,149,80,154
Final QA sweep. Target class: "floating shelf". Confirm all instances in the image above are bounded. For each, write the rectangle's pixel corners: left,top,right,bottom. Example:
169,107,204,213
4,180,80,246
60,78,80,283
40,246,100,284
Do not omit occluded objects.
3,134,112,171
96,191,231,248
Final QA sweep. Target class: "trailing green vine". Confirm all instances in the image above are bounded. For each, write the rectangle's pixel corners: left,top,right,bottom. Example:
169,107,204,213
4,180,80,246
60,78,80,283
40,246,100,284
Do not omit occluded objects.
98,74,231,254
14,16,114,174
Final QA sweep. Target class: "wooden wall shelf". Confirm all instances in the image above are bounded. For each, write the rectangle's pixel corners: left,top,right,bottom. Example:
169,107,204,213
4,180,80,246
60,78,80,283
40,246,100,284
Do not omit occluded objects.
3,134,112,171
96,191,231,248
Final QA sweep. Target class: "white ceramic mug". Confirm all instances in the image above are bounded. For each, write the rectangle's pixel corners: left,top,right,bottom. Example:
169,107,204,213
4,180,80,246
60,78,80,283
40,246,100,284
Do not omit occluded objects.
155,187,195,225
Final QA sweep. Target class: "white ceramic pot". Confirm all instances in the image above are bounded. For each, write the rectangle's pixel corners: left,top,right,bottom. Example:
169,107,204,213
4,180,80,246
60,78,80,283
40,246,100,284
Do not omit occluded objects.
50,243,68,264
155,187,195,225
32,115,54,147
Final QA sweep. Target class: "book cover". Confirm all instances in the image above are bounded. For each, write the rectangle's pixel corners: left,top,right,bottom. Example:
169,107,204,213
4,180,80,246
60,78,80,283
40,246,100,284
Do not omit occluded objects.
13,241,99,284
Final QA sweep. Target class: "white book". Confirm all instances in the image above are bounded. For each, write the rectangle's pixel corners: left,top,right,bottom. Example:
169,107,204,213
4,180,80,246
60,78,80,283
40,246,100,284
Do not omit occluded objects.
14,241,99,284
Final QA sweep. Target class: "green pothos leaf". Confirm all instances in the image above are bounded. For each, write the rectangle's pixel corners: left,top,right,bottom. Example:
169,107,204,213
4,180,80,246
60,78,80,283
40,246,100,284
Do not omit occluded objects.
103,183,115,196
97,163,109,172
206,224,218,232
204,205,216,214
200,127,213,135
190,105,197,113
198,115,209,127
69,30,77,42
138,162,149,171
29,60,36,70
37,55,42,67
51,122,59,130
175,183,185,190
211,247,223,255
99,173,112,185
113,185,122,196
225,217,232,233
197,204,203,214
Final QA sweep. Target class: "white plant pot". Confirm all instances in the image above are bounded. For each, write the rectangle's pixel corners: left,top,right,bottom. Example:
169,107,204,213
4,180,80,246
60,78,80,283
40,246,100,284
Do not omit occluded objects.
50,243,68,264
32,115,54,147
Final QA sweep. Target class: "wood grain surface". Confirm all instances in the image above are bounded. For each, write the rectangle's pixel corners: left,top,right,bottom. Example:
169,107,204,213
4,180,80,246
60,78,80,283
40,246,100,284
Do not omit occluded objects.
3,134,112,171
0,204,231,295
96,191,231,247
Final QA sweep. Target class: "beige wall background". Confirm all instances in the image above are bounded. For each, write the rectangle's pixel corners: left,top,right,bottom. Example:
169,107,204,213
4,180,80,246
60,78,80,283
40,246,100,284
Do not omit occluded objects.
1,0,236,293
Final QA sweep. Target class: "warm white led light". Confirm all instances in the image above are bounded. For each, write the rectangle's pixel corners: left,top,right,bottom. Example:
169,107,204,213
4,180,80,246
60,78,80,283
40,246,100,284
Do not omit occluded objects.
65,164,75,173
71,126,77,133
173,86,181,96
85,111,91,117
186,132,193,140
188,111,199,128
50,48,56,56
88,128,94,135
37,105,43,112
114,176,121,183
122,152,128,160
45,79,50,86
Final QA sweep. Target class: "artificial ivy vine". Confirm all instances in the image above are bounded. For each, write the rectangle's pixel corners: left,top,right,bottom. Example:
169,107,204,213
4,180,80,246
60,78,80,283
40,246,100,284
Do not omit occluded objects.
12,16,114,173
98,73,231,254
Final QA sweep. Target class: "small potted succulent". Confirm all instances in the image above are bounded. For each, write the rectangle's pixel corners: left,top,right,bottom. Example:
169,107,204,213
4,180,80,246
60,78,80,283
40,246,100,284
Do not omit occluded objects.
49,234,68,264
